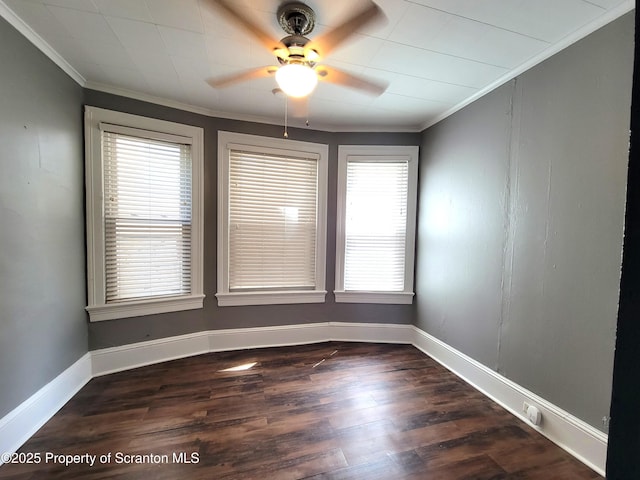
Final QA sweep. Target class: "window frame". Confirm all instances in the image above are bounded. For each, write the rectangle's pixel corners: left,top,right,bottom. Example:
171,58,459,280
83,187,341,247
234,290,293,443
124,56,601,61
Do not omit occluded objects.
216,131,328,307
334,145,419,304
84,106,204,321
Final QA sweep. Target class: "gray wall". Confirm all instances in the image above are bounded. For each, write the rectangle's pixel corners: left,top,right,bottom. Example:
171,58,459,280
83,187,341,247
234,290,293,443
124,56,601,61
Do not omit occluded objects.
415,13,634,431
0,18,87,418
84,90,420,349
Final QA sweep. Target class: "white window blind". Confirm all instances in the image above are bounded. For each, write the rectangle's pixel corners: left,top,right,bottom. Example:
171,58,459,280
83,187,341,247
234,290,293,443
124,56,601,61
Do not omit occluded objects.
344,160,408,291
228,149,318,291
102,130,192,303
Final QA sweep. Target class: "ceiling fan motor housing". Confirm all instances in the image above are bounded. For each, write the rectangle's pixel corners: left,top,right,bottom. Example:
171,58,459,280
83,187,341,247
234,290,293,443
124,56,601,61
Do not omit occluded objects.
277,2,316,35
278,35,312,65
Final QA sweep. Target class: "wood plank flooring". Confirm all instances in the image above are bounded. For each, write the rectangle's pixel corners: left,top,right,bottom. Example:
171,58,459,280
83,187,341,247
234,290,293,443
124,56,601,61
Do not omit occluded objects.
0,342,602,479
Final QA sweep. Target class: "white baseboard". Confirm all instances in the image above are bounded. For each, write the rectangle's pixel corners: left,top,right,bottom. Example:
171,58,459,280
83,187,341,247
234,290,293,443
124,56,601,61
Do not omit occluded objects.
91,331,210,377
91,322,415,376
330,321,413,344
411,326,607,476
208,322,329,352
0,322,607,476
0,353,92,464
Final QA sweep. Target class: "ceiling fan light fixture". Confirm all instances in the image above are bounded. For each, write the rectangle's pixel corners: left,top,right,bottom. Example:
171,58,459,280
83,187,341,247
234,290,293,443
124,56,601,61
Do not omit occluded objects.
276,63,318,98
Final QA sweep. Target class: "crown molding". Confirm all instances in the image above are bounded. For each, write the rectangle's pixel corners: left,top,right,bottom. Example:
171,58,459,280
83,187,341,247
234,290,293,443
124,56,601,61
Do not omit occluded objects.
0,0,85,86
420,0,635,131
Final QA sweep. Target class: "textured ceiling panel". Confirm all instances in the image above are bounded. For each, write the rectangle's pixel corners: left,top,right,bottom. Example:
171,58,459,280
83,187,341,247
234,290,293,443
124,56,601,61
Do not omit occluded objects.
2,0,633,131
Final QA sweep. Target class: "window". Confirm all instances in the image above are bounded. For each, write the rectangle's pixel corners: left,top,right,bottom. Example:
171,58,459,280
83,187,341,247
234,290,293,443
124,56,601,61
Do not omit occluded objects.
335,145,418,304
216,131,327,306
84,106,204,321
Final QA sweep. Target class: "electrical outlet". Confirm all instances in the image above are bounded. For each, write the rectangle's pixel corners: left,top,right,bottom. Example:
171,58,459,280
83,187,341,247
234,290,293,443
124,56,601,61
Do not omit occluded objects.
527,405,542,425
522,401,542,425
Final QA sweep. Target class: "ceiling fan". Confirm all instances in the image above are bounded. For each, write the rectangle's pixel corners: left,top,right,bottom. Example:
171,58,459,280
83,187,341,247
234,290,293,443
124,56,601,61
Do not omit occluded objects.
205,0,388,99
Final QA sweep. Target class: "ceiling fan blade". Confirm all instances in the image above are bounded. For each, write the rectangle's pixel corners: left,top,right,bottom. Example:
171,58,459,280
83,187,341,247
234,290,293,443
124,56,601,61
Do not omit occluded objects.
204,0,287,54
304,0,385,59
316,66,387,96
207,66,279,88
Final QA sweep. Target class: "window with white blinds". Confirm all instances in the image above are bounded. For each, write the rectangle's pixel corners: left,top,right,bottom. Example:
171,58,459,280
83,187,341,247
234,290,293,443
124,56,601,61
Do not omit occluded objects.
103,130,192,302
343,161,408,291
217,131,328,306
229,149,318,291
335,145,418,305
84,106,204,322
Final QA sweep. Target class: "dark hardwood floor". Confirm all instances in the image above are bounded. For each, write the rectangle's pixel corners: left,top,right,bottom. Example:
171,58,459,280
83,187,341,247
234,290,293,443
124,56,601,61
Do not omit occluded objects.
0,342,601,479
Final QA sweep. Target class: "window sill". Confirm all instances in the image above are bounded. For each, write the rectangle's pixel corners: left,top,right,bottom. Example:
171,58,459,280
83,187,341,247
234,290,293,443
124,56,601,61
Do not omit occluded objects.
216,290,327,306
334,291,414,304
86,294,205,322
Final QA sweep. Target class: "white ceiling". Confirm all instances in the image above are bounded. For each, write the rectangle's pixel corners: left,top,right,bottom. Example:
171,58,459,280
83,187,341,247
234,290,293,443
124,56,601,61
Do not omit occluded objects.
1,0,634,131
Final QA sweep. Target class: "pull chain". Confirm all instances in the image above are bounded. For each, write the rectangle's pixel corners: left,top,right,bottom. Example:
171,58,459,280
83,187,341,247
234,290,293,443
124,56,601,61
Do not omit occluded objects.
284,95,289,139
